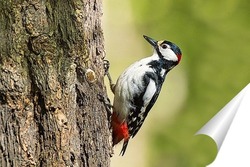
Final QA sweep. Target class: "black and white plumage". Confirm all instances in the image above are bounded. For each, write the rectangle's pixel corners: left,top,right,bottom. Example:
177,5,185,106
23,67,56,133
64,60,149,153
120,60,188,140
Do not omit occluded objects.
111,35,182,155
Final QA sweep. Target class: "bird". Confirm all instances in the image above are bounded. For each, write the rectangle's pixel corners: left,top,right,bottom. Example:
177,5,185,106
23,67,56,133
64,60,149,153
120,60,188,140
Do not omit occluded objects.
108,35,182,155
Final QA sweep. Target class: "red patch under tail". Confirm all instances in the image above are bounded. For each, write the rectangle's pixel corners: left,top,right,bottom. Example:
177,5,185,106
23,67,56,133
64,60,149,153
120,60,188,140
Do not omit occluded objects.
111,113,130,147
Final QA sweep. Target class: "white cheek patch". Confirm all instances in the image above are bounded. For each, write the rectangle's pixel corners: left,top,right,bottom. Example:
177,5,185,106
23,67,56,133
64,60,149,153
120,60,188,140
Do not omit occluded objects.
160,48,178,62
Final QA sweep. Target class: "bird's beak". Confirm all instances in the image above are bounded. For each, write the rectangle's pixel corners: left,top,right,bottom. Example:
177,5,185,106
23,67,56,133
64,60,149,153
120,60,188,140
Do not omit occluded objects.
143,35,158,48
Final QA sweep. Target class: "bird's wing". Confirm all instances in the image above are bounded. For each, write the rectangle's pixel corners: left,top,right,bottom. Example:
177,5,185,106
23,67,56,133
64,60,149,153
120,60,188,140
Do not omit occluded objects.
128,72,162,138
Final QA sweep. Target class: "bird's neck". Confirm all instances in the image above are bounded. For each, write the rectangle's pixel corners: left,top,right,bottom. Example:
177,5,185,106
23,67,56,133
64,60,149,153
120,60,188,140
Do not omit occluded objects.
148,53,177,79
149,53,177,69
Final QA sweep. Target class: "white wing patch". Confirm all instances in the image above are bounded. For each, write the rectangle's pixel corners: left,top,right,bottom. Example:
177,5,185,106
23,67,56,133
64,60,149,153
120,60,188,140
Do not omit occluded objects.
137,79,156,128
142,79,157,107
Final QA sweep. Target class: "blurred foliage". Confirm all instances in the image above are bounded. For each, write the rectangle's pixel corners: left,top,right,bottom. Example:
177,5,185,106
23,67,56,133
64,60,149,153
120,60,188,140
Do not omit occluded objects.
130,0,250,166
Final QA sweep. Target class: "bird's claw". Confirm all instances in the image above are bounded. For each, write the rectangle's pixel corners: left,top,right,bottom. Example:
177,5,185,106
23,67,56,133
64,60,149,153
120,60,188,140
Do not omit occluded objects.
103,60,110,76
97,93,112,118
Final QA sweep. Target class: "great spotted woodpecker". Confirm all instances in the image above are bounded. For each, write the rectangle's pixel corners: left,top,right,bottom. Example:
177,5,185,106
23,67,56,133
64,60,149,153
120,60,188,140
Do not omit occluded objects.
107,35,182,155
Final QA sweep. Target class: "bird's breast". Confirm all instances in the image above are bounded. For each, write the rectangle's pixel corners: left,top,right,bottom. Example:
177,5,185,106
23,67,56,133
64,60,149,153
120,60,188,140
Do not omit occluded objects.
113,65,153,120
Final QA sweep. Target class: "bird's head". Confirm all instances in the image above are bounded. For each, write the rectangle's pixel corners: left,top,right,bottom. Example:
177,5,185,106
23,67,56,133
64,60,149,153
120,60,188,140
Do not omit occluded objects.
143,35,182,64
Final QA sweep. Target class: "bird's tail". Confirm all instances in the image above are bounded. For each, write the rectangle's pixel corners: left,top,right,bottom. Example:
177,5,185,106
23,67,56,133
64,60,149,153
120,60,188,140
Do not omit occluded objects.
119,139,130,156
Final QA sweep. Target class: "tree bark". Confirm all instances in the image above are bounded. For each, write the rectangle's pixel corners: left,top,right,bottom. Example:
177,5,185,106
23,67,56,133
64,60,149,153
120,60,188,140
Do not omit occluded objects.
0,0,111,166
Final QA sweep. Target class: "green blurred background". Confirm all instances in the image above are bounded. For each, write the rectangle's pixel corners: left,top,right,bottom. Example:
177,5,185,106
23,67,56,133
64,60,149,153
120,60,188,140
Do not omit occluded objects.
103,0,250,166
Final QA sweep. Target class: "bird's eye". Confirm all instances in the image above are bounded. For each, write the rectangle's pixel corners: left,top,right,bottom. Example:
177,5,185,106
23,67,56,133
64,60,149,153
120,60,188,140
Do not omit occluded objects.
161,44,168,49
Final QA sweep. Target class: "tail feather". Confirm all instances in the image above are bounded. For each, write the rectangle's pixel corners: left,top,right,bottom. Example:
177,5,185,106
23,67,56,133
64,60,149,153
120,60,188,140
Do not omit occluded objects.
119,139,130,156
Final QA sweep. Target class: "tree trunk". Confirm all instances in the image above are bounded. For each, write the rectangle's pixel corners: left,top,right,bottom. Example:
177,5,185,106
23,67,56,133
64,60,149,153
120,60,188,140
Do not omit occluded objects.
0,0,111,166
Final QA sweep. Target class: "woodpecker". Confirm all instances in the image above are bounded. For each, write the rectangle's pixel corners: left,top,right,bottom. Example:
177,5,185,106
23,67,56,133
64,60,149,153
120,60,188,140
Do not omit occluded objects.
108,35,182,155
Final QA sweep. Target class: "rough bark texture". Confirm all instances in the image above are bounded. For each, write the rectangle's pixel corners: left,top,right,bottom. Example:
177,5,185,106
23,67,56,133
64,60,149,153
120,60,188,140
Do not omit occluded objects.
0,0,111,166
